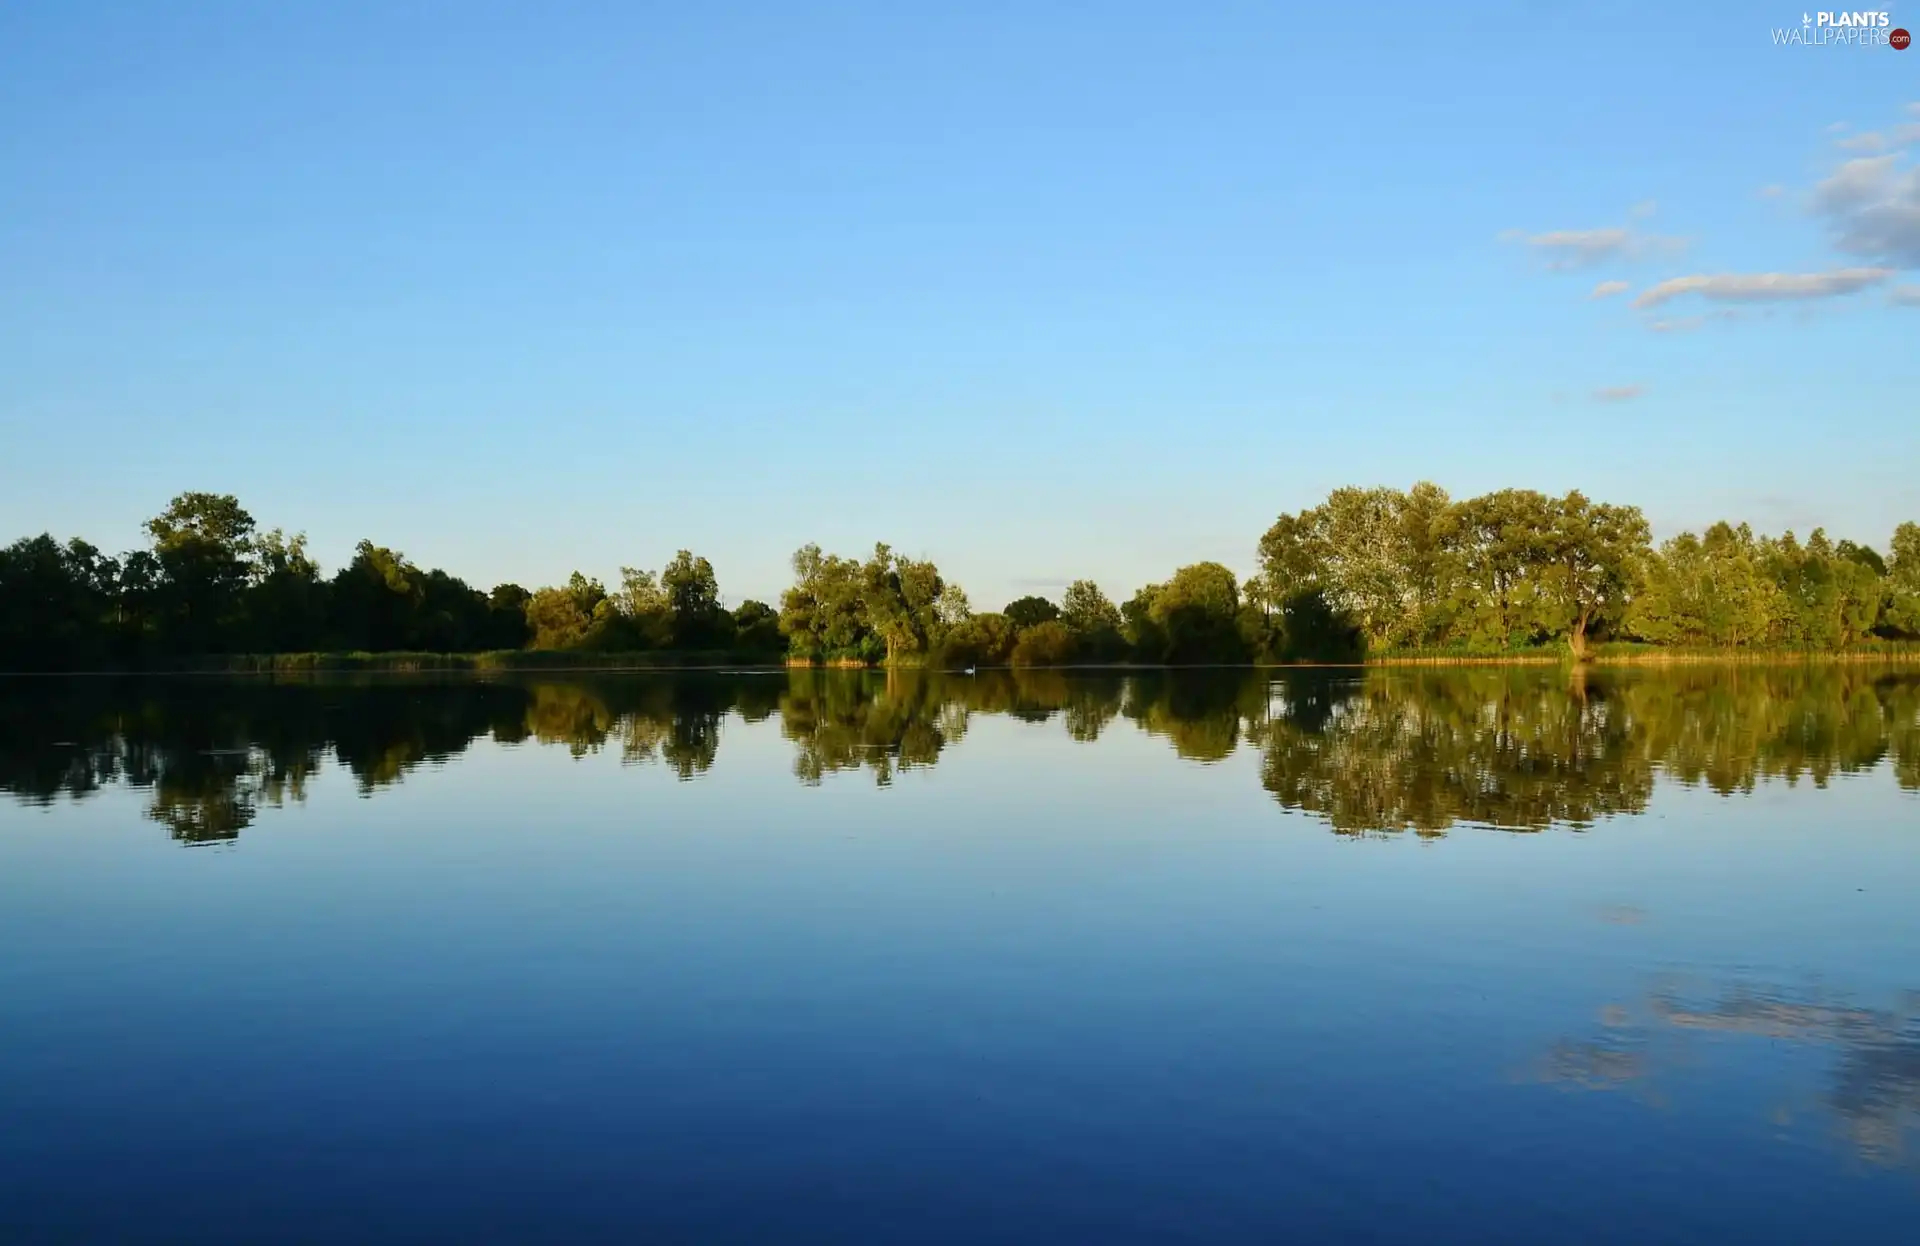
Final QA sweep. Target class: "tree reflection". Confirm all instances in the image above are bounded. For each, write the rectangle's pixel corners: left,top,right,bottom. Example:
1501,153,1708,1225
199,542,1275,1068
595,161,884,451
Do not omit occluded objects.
1,665,1915,843
1256,668,1658,836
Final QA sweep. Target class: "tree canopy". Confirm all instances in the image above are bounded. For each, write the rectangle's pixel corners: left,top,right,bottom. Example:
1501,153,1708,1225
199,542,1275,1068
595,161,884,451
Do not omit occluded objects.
2,485,1917,671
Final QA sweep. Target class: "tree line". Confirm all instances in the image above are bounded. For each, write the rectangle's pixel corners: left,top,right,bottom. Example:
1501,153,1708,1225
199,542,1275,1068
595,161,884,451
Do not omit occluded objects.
777,484,1919,665
0,491,788,669
3,486,1918,670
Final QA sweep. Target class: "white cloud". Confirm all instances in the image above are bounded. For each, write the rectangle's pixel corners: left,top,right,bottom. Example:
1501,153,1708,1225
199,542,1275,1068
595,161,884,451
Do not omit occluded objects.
1629,199,1658,219
1589,279,1630,299
1758,184,1785,199
1511,225,1687,270
1631,268,1893,309
1891,285,1920,305
1517,226,1631,268
1827,121,1850,134
1592,385,1644,402
1812,155,1920,267
1810,155,1900,212
1835,123,1920,153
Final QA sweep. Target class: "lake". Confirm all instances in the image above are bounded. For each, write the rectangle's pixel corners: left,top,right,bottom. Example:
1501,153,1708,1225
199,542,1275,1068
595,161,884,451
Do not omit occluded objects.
2,666,1917,1244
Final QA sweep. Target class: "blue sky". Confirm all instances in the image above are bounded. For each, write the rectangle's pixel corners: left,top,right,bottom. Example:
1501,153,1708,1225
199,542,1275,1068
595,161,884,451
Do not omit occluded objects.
3,1,1916,609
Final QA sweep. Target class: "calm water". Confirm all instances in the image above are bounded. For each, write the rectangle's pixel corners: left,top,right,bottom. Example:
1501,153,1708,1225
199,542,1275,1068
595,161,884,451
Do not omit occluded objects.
2,666,1917,1244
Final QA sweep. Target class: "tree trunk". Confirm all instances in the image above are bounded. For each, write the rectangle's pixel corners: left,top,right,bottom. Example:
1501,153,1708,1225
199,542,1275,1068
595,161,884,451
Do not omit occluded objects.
1568,611,1591,662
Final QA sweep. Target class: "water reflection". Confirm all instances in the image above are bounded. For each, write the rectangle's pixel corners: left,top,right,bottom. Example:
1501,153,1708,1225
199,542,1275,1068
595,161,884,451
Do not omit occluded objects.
1536,977,1920,1170
2,665,1915,843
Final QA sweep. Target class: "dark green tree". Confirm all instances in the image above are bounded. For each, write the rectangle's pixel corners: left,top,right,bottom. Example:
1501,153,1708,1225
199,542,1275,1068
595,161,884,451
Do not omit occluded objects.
146,492,258,651
1003,595,1062,630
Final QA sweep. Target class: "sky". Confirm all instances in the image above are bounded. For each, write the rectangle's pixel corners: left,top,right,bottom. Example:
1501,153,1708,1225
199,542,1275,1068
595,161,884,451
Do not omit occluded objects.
2,1,1917,610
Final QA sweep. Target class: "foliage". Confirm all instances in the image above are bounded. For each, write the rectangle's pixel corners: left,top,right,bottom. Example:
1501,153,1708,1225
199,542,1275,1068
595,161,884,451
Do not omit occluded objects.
1256,483,1907,660
4,486,1919,671
1003,595,1062,630
11,666,1912,845
1010,620,1078,667
777,541,965,664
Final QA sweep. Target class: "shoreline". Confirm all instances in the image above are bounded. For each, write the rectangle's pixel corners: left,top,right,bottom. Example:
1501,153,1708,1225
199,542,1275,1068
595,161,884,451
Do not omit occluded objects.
5,649,1920,677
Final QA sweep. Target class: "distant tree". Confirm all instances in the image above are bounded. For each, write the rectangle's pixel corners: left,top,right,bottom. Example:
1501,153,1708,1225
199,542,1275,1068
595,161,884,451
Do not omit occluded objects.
1627,524,1783,647
662,550,725,648
731,599,784,654
1885,522,1920,637
612,567,672,649
1011,619,1077,667
525,585,593,650
566,571,608,619
1445,489,1556,648
780,543,869,660
415,569,492,652
0,535,116,668
328,541,424,651
248,529,326,651
1538,491,1651,658
1059,579,1125,660
1836,539,1887,578
486,584,532,649
145,492,258,650
1120,584,1166,659
1151,562,1244,664
937,612,1016,668
1003,595,1061,630
1060,581,1118,632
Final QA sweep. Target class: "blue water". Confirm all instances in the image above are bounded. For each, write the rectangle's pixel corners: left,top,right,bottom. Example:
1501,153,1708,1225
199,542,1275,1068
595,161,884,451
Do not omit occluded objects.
2,669,1917,1243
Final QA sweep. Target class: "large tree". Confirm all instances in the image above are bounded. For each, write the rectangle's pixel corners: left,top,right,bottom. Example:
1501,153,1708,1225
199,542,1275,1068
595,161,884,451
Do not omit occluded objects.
1003,595,1061,630
1538,490,1651,658
1885,522,1920,637
662,550,726,649
145,492,258,650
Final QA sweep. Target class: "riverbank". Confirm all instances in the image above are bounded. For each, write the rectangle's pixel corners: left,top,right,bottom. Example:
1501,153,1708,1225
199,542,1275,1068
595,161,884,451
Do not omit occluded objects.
1363,642,1920,667
7,642,1920,676
0,650,788,675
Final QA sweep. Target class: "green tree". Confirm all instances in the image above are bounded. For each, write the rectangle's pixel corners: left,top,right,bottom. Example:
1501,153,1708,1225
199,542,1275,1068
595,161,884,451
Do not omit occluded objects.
1120,583,1167,659
938,612,1016,667
328,541,424,651
0,535,117,669
1011,619,1078,667
860,543,956,664
1061,580,1119,632
731,599,784,654
1443,489,1554,647
1628,523,1784,647
1003,595,1061,630
1149,562,1244,664
248,529,326,652
780,543,870,661
610,567,672,649
1884,522,1920,637
1255,482,1455,651
486,584,532,649
145,492,258,650
525,585,593,649
1060,578,1125,660
662,550,725,648
1538,490,1651,658
1764,530,1881,648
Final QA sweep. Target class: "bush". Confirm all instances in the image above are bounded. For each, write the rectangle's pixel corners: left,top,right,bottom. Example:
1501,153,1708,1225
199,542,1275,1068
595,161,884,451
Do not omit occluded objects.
1010,620,1078,667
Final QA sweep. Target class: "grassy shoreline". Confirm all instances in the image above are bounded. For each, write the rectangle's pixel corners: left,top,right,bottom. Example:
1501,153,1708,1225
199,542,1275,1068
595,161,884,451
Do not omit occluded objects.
1363,642,1920,667
7,642,1920,676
